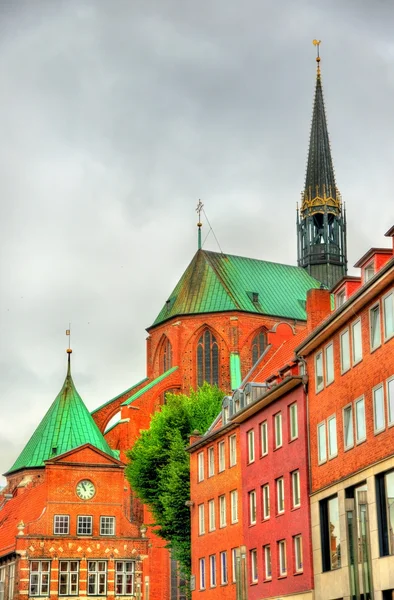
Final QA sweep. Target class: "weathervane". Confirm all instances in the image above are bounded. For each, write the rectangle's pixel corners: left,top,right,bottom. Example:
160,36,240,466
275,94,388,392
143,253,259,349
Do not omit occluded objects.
66,324,72,355
196,199,204,250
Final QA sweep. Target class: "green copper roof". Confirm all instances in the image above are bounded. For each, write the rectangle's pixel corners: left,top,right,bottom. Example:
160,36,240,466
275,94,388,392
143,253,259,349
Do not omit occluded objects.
121,367,179,406
230,353,242,390
7,356,117,474
152,250,321,327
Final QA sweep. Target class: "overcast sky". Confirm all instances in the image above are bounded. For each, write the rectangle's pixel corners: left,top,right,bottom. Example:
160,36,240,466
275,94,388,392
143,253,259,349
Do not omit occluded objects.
1,0,393,484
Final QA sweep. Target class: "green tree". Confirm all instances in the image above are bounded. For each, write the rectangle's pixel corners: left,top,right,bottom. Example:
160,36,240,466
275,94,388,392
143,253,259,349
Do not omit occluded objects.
125,383,224,584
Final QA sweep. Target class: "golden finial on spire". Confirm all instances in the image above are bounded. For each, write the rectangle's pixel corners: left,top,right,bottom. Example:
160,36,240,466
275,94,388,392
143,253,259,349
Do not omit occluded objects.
66,324,72,355
313,39,321,75
196,199,204,250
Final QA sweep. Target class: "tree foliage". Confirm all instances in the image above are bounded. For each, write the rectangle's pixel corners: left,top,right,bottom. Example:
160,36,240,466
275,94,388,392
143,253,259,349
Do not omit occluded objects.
125,383,224,581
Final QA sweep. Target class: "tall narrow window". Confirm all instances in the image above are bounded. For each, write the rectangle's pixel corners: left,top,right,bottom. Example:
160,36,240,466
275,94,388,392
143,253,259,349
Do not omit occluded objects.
351,319,362,365
340,329,351,373
250,549,258,583
373,384,385,433
355,396,366,443
249,490,257,525
262,484,270,519
343,404,354,450
218,441,225,472
198,452,204,482
220,552,228,585
291,470,300,508
199,558,206,590
208,447,214,477
318,422,327,463
289,404,298,440
274,413,282,449
229,435,237,466
276,478,284,514
260,420,268,455
252,331,266,365
231,549,237,583
278,540,287,576
370,304,381,350
328,415,337,458
325,343,334,385
29,562,50,597
160,337,172,373
208,500,215,531
376,470,394,556
315,351,324,391
320,495,341,571
198,504,205,535
230,490,238,523
219,495,226,528
294,536,303,573
209,555,216,587
263,545,272,580
247,430,255,463
197,329,219,386
383,291,394,340
115,562,135,596
388,377,394,426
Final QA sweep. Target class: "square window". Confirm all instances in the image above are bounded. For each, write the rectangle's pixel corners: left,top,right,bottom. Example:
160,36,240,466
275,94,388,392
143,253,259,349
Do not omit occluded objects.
374,384,386,433
315,351,324,391
340,329,351,373
325,343,334,385
260,420,268,455
370,303,382,350
54,515,70,535
77,516,92,536
317,422,327,463
100,516,115,536
289,404,298,440
274,413,282,449
351,319,363,365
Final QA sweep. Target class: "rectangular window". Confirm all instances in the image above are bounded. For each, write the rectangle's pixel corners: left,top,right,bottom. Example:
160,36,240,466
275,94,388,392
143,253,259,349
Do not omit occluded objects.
260,420,268,455
8,563,15,600
250,549,258,583
262,484,270,519
208,499,215,531
247,430,255,463
352,319,363,365
374,384,385,433
59,561,79,596
198,452,204,482
77,516,92,536
249,490,257,525
370,303,381,350
318,422,327,463
54,515,70,535
209,555,216,587
365,263,374,282
230,490,238,523
278,540,287,576
289,403,298,440
294,536,303,573
336,290,346,308
87,561,107,596
274,412,282,449
198,504,205,535
325,343,334,385
231,549,237,583
383,291,394,340
355,396,366,443
292,470,300,508
263,545,271,580
340,329,351,373
220,552,228,585
343,404,354,450
320,495,341,571
276,478,284,514
115,561,135,596
388,377,394,426
328,415,337,458
100,516,115,536
219,495,226,528
376,470,394,556
315,351,324,391
218,441,225,472
29,561,50,597
199,558,206,590
229,434,237,466
208,447,215,477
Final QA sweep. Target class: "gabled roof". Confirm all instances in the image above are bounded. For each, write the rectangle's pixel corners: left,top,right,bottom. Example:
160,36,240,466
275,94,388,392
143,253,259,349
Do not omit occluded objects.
121,366,179,406
250,328,308,384
6,356,117,475
151,249,320,327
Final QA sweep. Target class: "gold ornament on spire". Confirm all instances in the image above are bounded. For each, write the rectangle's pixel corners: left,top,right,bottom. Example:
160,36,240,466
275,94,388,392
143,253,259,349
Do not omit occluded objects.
66,325,72,354
313,39,321,75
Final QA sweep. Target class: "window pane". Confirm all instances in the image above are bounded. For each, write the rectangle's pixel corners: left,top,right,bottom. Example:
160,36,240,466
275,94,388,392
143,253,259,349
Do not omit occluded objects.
385,472,394,554
264,545,271,579
370,305,381,349
315,352,324,390
274,413,282,448
388,378,394,425
328,416,337,458
374,385,385,432
340,330,350,372
290,404,298,440
356,398,366,442
352,320,362,364
328,496,341,569
384,293,394,339
318,423,327,463
261,421,268,454
344,406,354,449
325,344,334,384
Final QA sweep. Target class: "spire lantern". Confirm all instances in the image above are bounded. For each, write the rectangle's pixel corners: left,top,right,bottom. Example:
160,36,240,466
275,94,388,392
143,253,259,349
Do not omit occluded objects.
296,41,347,289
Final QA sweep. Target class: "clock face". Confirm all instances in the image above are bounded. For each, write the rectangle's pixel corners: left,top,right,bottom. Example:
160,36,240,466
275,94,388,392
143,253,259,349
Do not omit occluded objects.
76,479,96,500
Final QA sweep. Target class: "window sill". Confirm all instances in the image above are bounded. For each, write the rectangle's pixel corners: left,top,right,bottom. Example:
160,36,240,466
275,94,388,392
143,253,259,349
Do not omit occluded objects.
289,437,298,444
250,581,258,586
293,570,304,576
263,577,272,583
277,574,287,580
291,505,301,512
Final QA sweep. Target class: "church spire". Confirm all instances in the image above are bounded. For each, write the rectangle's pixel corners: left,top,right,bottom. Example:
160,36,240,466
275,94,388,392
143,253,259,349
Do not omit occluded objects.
297,41,347,289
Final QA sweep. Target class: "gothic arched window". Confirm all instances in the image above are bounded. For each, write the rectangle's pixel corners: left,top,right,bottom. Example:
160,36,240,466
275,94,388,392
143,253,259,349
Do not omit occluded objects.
252,330,266,365
197,329,219,387
160,338,172,373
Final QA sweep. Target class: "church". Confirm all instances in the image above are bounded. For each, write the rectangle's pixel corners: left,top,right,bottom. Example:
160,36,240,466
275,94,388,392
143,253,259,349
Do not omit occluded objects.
0,45,347,600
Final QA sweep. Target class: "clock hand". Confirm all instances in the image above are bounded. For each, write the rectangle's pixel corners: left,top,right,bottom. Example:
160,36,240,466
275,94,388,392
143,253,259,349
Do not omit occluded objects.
82,483,87,491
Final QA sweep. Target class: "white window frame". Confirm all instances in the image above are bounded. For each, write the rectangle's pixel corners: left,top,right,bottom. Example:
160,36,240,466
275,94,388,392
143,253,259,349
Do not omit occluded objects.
274,412,282,449
289,403,298,441
218,440,225,472
219,495,226,528
231,549,237,583
208,499,216,532
325,342,334,385
87,561,107,596
261,420,268,455
278,540,287,576
276,478,284,514
100,516,115,536
249,490,257,525
294,535,303,573
370,302,382,351
364,261,374,282
317,421,327,464
199,558,206,590
336,289,346,308
355,396,366,444
291,470,300,508
315,351,324,392
114,561,135,596
208,447,215,477
250,549,258,583
247,429,255,463
220,551,228,585
264,545,272,580
54,515,70,535
59,560,79,596
387,376,394,426
327,415,338,459
29,561,51,597
198,504,205,535
262,484,270,520
351,318,363,365
229,434,237,466
8,563,15,600
197,452,204,482
77,515,92,536
373,383,385,434
209,554,216,588
340,328,351,374
230,490,238,524
383,290,394,341
343,404,354,450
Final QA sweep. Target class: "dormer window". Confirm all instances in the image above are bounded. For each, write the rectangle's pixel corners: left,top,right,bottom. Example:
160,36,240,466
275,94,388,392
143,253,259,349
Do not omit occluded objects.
336,289,346,308
364,262,374,283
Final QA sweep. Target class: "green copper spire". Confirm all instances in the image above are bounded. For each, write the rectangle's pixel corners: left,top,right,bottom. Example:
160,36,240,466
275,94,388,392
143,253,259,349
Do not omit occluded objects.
6,351,117,474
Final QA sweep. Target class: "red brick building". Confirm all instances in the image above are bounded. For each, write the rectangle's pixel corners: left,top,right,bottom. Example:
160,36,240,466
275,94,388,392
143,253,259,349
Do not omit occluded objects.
296,227,394,600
